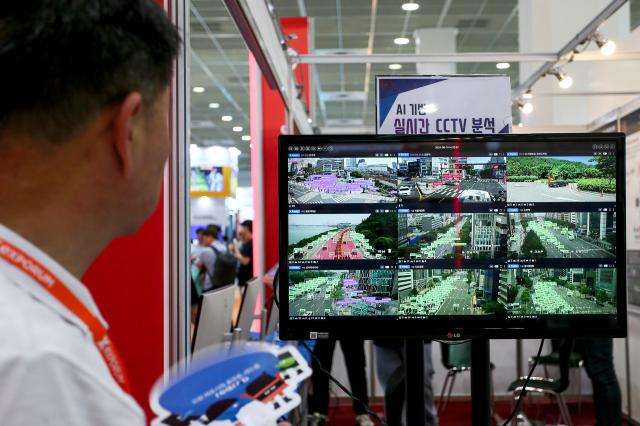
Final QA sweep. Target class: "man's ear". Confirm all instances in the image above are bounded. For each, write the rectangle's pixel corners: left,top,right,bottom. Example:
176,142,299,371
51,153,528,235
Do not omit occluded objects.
112,92,143,178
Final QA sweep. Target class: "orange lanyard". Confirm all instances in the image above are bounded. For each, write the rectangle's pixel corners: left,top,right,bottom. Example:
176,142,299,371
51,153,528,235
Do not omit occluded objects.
0,237,131,394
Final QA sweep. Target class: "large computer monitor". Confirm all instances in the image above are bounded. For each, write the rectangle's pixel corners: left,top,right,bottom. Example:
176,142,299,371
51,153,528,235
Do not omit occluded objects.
278,133,626,340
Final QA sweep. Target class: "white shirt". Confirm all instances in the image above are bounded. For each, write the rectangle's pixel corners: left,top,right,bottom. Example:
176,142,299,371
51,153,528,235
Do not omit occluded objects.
0,225,145,426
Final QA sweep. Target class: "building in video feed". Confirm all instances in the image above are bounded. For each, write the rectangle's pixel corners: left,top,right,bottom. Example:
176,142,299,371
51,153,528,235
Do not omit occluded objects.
397,156,506,202
499,268,617,315
287,157,397,204
507,212,616,259
398,213,507,260
288,270,398,317
506,156,616,202
398,269,501,316
288,213,397,260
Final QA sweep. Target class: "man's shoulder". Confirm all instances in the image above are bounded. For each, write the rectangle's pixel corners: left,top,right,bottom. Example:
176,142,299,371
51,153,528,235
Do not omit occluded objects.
0,275,144,421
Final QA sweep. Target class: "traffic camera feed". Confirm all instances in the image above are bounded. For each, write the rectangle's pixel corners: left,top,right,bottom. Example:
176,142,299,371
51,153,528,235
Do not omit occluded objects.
500,268,617,315
288,270,398,317
288,213,397,260
398,213,508,260
397,156,506,203
507,212,616,259
506,156,616,203
287,157,397,204
398,269,501,316
390,267,617,317
281,135,623,338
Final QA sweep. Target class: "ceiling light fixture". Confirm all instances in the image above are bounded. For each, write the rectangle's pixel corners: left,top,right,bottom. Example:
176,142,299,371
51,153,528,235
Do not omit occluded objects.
516,100,533,115
594,31,616,56
548,68,573,89
192,86,205,93
389,63,403,70
208,102,220,109
221,115,233,122
401,2,420,11
394,37,410,46
242,135,251,141
496,62,510,70
232,126,243,132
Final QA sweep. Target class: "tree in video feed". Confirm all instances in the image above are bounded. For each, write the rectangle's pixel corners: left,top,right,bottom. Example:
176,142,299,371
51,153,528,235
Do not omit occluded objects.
355,213,398,258
521,230,547,259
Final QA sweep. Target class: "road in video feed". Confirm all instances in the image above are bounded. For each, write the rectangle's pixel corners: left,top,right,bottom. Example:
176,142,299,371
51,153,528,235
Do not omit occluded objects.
506,156,616,202
398,213,508,260
507,211,616,259
398,269,502,316
287,157,397,204
397,156,506,203
288,213,397,260
500,268,617,315
289,270,398,317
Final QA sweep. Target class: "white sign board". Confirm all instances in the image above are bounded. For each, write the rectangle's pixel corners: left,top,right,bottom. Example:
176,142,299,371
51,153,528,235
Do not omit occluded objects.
376,75,512,135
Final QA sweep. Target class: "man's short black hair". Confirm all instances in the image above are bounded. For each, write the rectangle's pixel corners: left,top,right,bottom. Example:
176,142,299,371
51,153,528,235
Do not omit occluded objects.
195,227,205,235
240,220,253,234
0,0,181,142
201,229,217,238
206,224,221,235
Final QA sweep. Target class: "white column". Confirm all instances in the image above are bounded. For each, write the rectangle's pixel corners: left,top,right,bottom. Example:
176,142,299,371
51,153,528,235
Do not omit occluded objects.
413,27,458,75
518,0,632,127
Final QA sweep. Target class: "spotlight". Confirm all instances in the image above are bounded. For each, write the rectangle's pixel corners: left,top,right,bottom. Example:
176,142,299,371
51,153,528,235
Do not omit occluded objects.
232,126,243,132
242,135,251,141
549,68,573,89
192,86,205,93
394,37,410,45
389,63,403,70
594,31,616,56
517,100,533,115
208,102,220,109
496,62,510,70
221,115,233,122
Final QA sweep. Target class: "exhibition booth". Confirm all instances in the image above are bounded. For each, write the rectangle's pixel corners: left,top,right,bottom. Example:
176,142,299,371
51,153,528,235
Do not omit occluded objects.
78,0,640,425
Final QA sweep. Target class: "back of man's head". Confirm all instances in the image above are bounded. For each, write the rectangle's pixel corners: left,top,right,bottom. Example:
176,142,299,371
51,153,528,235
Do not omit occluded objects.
0,1,180,275
0,0,180,142
200,229,217,246
206,224,221,237
240,220,253,235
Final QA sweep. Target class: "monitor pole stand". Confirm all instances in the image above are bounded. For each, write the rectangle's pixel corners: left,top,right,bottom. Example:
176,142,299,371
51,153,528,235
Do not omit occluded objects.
471,338,492,426
405,339,425,425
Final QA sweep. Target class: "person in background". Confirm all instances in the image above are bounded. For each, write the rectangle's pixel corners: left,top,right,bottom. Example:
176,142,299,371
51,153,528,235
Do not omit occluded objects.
229,220,254,287
194,226,227,292
373,341,438,426
578,338,622,426
308,339,374,426
190,227,206,258
0,1,180,424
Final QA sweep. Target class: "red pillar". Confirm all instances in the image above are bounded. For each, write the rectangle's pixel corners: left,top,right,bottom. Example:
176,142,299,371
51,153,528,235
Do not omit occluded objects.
250,17,310,275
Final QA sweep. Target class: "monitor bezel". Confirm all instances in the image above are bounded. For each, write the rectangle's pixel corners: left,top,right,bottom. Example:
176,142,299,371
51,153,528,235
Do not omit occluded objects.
278,133,627,340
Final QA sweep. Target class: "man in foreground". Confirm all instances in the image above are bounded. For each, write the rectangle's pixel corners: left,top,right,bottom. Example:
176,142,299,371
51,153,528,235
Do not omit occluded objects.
0,1,179,424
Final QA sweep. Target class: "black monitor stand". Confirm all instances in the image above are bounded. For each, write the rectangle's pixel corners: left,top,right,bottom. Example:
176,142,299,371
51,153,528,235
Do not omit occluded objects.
404,338,491,426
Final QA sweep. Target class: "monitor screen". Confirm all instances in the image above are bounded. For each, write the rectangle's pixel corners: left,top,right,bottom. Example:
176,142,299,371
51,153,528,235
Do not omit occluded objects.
278,133,626,340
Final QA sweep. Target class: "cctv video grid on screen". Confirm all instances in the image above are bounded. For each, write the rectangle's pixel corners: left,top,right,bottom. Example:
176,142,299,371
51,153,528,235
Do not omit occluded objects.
279,134,625,339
